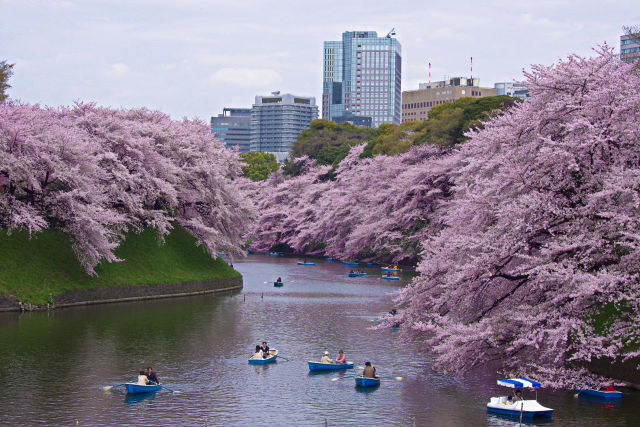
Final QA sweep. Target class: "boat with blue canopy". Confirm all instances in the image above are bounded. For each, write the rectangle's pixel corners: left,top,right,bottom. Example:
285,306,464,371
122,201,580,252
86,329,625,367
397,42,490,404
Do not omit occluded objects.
248,349,278,364
487,378,553,418
125,381,162,394
577,388,623,400
355,375,380,387
308,361,355,371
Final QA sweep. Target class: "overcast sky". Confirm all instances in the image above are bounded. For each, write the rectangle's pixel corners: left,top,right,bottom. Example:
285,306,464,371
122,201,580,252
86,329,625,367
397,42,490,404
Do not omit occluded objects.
1,0,637,121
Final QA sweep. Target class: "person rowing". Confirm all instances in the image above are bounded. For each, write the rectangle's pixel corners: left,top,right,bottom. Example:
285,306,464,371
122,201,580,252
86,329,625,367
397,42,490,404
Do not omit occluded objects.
276,277,282,283
363,361,378,379
261,341,270,358
320,351,335,364
146,367,160,384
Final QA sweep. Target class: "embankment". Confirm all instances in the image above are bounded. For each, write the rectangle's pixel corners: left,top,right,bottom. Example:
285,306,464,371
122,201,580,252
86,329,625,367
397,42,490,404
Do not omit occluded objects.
0,226,242,311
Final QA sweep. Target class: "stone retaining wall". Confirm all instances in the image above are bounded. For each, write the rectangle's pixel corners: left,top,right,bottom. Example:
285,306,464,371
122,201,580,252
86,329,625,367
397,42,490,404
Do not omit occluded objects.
0,276,242,312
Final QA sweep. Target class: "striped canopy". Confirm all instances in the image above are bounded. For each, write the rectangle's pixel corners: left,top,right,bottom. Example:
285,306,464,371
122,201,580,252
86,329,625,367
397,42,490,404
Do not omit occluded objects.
497,378,541,388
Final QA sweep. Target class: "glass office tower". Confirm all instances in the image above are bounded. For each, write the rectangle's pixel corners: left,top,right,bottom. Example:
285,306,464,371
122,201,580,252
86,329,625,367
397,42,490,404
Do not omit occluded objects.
211,108,252,152
323,31,402,127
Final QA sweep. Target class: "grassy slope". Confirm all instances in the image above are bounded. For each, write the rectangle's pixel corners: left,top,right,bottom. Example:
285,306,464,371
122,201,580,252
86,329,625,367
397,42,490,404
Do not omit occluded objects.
0,226,239,304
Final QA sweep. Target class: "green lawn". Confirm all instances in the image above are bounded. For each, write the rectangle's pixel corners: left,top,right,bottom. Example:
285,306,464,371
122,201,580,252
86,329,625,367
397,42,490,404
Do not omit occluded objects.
0,225,240,305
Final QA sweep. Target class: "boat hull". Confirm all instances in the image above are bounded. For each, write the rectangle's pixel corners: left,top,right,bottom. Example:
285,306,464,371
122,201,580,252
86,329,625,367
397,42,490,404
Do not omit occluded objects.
578,389,623,400
381,276,399,280
297,262,315,265
274,282,283,287
355,376,380,387
348,273,367,277
249,349,278,364
125,383,162,394
487,399,553,418
342,261,359,266
268,253,282,257
308,361,355,371
381,267,400,272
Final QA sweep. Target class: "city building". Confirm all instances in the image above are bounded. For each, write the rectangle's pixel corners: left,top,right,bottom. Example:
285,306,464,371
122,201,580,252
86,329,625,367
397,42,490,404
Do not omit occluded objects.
621,33,640,64
250,93,318,160
323,30,402,127
494,82,530,100
401,77,497,123
210,108,252,153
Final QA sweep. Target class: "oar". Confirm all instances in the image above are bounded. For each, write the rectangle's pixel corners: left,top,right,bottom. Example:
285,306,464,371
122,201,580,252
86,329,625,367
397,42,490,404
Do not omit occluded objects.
379,376,403,381
331,375,356,382
102,382,127,391
276,355,291,361
159,384,175,393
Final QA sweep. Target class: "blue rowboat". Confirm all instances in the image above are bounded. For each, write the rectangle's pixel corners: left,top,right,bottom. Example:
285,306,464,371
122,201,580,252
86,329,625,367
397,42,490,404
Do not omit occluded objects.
348,272,367,277
274,281,283,287
308,361,355,371
366,262,379,266
269,252,282,257
342,261,359,266
355,376,380,387
125,382,162,394
381,267,400,272
381,276,400,280
248,349,278,364
297,262,315,266
326,258,335,261
577,389,623,400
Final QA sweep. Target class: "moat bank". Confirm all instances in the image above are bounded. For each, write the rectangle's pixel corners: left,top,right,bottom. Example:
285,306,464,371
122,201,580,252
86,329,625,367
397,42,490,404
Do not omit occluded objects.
0,225,241,309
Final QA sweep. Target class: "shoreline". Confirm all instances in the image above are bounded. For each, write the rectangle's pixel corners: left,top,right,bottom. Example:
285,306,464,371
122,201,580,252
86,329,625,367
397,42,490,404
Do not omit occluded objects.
0,276,242,312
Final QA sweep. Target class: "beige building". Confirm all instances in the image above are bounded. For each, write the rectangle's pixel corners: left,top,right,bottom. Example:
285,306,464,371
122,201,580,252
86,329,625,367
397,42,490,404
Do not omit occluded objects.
402,77,497,123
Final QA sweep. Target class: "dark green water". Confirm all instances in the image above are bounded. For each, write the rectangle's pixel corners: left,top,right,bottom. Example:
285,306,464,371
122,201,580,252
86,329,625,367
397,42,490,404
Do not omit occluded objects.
0,255,638,426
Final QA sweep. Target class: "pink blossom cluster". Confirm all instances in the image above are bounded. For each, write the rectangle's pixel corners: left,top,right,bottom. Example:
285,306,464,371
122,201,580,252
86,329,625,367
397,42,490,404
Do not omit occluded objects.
0,102,252,274
248,47,640,385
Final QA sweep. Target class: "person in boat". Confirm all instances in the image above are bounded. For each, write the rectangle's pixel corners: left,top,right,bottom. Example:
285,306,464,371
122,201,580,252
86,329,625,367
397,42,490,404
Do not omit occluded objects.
320,351,335,364
276,277,282,283
335,350,347,364
261,341,270,358
389,309,397,316
136,370,149,385
251,345,264,359
602,384,615,391
513,389,523,401
146,367,160,384
349,269,354,274
363,362,378,378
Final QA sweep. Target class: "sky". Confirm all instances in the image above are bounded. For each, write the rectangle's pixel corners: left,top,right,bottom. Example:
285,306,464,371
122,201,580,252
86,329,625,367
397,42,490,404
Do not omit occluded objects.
1,0,638,121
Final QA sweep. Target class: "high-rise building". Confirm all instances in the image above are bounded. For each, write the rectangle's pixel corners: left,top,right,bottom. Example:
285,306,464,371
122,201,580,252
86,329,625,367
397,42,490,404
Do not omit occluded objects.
323,30,402,127
211,108,252,153
250,93,318,160
494,82,530,100
621,33,640,64
402,77,497,123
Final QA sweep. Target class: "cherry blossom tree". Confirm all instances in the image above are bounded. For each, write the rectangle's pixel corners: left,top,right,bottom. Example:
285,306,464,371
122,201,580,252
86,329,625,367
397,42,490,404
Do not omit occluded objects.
393,47,640,385
0,102,252,274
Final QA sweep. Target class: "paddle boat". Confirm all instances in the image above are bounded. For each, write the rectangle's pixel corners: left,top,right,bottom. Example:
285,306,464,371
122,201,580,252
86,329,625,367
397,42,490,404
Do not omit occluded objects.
308,361,355,371
273,281,283,287
348,272,367,277
381,275,399,280
268,252,283,257
487,378,553,418
125,381,162,394
381,266,400,272
248,349,278,364
355,375,380,387
342,261,359,266
577,388,623,400
297,261,315,266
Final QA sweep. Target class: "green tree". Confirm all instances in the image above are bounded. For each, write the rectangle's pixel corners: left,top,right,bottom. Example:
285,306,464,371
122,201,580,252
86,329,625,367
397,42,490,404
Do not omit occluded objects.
239,151,279,181
0,60,15,103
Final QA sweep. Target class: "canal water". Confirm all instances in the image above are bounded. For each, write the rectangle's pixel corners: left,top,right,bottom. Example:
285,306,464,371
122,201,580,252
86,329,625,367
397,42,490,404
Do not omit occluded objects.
0,255,638,426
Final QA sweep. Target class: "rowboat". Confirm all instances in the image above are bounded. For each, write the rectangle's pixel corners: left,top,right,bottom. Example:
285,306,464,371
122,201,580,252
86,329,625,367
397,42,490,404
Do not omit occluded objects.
355,376,380,387
268,252,282,257
366,262,379,266
125,382,162,394
297,262,315,266
248,349,278,364
308,361,355,371
348,272,367,277
342,261,359,266
381,276,399,280
216,252,228,257
577,388,623,400
487,378,553,418
381,267,400,272
274,281,283,287
326,258,335,261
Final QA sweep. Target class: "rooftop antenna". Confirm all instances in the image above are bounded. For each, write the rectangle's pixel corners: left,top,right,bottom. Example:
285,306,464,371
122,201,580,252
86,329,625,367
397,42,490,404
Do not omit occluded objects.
428,62,431,84
470,57,473,86
385,27,396,38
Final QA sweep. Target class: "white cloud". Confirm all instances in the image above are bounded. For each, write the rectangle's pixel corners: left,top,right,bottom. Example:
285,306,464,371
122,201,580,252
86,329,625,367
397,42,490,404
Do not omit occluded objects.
106,63,130,78
207,67,282,88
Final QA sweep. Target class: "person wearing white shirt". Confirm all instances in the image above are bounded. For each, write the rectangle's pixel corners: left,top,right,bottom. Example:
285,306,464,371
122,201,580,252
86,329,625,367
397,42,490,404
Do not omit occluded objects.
320,351,334,364
136,371,149,385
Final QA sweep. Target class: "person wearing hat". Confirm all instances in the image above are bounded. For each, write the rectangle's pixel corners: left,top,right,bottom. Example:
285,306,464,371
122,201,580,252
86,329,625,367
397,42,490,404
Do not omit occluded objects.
320,351,334,364
363,362,377,379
